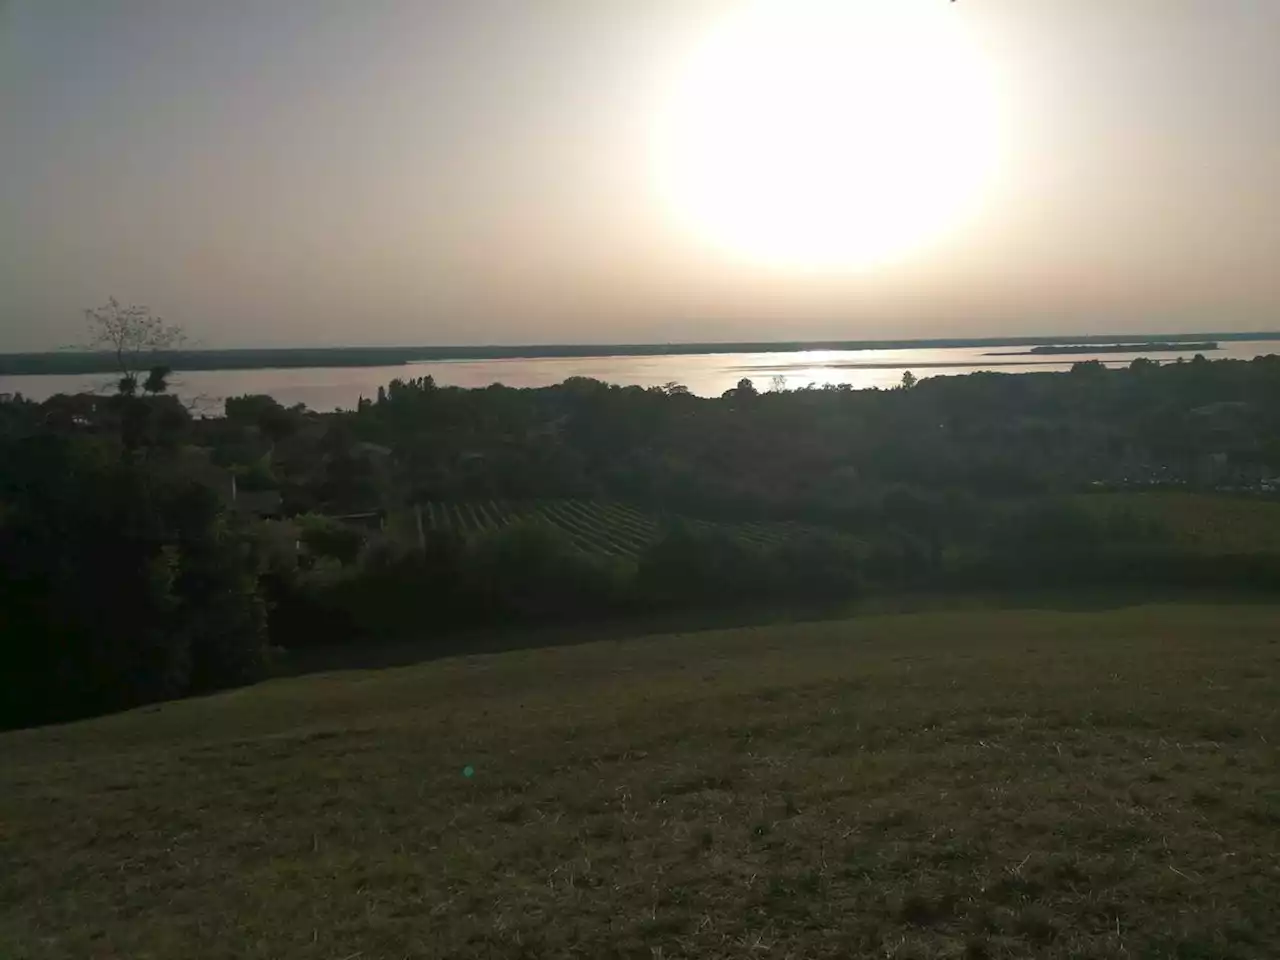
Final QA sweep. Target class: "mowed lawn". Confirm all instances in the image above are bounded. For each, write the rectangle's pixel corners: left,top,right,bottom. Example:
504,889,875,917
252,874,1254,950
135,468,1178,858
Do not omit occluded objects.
3,606,1279,959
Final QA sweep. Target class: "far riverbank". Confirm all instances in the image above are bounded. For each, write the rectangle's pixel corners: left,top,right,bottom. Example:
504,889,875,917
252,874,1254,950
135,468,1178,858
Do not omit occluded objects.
2,331,1278,377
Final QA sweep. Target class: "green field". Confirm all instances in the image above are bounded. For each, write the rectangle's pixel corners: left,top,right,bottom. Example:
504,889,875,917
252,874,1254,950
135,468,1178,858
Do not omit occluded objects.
1078,492,1280,554
410,499,829,558
3,605,1279,959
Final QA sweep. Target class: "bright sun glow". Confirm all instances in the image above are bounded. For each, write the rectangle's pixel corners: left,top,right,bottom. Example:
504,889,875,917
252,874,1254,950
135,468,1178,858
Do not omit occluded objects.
654,0,1004,271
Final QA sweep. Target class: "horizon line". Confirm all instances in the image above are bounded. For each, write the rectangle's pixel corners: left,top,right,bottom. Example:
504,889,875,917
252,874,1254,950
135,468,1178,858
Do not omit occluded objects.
5,329,1280,358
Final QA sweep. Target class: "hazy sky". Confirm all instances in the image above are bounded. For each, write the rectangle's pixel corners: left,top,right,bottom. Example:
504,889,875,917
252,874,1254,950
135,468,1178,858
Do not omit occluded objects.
3,0,1280,350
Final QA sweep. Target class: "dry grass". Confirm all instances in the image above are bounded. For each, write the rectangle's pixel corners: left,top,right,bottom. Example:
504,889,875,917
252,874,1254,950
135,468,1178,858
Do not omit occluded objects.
3,604,1279,959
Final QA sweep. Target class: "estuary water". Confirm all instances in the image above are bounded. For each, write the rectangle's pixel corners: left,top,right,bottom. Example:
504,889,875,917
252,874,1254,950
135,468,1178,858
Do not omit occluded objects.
2,340,1276,415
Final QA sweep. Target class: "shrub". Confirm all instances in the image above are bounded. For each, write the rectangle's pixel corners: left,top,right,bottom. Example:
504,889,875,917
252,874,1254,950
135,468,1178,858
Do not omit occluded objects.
264,519,631,647
765,532,862,601
462,519,629,621
296,513,365,565
636,523,771,605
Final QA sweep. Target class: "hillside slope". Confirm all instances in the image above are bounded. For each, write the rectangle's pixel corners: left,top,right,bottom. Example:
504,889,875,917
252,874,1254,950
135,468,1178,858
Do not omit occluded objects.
3,606,1279,959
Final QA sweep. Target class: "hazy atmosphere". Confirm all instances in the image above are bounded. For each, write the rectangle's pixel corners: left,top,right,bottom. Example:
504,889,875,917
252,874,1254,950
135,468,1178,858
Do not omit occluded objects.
8,5,1280,956
4,0,1280,350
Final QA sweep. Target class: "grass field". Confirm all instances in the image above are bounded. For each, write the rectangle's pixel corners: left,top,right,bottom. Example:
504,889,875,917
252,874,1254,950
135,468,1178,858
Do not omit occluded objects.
3,605,1279,959
1078,491,1280,554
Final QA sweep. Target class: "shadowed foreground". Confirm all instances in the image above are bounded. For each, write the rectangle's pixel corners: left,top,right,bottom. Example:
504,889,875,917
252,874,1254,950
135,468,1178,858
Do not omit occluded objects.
3,605,1278,959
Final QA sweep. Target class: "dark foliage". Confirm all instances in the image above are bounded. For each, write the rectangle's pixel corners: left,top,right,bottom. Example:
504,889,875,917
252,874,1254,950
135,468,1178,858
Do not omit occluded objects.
6,352,1280,724
343,355,1280,524
635,523,860,605
0,433,266,728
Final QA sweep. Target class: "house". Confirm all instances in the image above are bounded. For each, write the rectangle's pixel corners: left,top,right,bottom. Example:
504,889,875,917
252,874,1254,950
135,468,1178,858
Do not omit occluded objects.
175,449,283,518
332,510,386,531
233,488,283,519
229,473,282,519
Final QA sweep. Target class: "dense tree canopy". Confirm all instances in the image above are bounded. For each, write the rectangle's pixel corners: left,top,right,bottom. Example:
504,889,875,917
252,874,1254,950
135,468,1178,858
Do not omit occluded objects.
4,353,1280,727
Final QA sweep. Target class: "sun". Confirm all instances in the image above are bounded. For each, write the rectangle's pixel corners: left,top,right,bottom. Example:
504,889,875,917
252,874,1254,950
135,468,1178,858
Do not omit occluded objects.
653,0,1004,271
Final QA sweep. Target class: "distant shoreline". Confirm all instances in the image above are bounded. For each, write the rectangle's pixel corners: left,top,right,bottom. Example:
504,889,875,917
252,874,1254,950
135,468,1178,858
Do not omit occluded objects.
732,357,1229,374
1,332,1277,377
986,340,1220,357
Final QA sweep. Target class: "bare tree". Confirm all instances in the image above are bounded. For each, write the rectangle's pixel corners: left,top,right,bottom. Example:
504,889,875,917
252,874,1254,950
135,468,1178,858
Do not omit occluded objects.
85,298,185,396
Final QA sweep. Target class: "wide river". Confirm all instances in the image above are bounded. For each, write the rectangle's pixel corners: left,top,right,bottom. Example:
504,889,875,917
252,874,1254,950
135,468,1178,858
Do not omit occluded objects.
3,340,1277,415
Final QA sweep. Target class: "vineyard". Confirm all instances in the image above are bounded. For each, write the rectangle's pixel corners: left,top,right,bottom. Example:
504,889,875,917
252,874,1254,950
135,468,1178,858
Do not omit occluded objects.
401,499,830,559
401,492,1280,562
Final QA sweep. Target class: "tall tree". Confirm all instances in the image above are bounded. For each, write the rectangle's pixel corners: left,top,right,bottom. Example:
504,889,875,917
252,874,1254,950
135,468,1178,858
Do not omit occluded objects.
84,298,185,396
